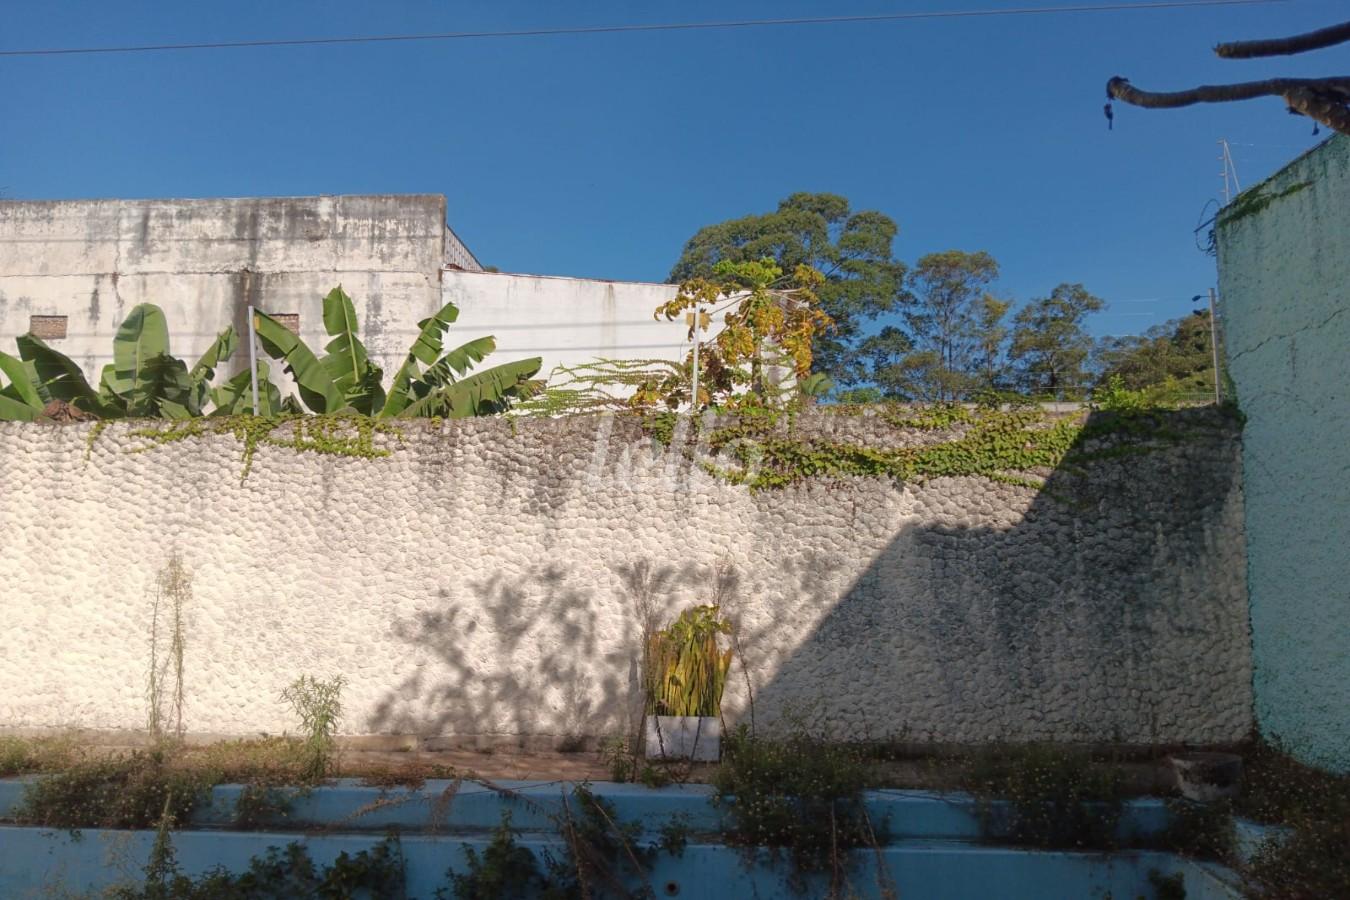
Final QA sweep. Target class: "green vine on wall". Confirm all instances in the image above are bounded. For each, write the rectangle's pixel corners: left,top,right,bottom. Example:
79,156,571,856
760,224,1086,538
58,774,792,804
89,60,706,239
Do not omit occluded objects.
122,415,402,482
695,404,1233,494
80,403,1232,494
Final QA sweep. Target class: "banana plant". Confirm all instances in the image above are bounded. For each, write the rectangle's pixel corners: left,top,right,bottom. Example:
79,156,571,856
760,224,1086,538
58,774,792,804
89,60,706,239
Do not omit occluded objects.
254,285,541,418
0,349,44,421
94,304,237,418
0,304,239,421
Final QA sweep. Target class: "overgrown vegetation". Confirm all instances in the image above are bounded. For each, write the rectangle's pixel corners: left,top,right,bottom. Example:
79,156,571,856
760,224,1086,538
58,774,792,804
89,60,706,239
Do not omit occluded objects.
696,400,1231,493
110,830,408,899
444,786,671,900
1237,741,1350,900
1158,798,1235,861
967,744,1126,850
0,733,79,777
442,812,546,899
123,414,402,481
713,725,879,893
279,674,346,783
10,671,345,831
14,747,215,830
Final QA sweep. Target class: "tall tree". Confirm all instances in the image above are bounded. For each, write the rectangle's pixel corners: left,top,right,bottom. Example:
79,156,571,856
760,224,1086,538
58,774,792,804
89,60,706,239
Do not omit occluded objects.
855,325,917,400
1007,283,1104,399
899,250,1000,401
1094,311,1219,402
668,193,908,384
971,295,1012,393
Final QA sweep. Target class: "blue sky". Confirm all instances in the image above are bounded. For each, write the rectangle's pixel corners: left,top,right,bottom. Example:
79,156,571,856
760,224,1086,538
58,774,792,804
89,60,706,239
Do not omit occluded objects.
2,0,1343,338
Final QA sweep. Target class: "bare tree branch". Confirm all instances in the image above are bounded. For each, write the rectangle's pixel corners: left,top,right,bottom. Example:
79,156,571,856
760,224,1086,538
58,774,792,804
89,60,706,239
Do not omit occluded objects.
1215,19,1350,59
1107,75,1350,135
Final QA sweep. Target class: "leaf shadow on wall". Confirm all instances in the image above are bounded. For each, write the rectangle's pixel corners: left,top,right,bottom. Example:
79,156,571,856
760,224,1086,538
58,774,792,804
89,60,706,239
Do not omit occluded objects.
365,559,711,741
366,409,1245,746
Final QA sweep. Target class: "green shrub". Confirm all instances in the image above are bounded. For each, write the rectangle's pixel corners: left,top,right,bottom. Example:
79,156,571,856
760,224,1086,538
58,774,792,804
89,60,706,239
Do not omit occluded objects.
0,734,79,777
16,748,215,830
442,812,545,900
713,725,876,886
110,835,407,899
968,744,1125,850
1091,374,1155,414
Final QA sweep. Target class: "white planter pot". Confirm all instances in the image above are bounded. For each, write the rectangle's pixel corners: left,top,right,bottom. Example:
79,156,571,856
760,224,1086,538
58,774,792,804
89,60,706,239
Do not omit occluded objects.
1169,752,1243,802
644,715,721,762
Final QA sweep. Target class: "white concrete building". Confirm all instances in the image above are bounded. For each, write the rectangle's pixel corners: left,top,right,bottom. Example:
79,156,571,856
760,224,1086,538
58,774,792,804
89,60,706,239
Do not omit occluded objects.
0,194,685,396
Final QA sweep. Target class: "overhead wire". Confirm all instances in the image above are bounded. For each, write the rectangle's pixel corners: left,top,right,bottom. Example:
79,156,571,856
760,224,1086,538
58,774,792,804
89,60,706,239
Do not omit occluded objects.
0,0,1288,58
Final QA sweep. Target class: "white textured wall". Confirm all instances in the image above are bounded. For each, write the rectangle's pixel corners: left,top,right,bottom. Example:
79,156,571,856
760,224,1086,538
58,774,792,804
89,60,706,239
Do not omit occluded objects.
0,195,447,388
0,412,1250,746
441,270,685,377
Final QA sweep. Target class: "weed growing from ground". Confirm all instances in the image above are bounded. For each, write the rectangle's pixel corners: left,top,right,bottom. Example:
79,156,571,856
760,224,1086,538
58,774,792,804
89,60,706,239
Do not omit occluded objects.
279,674,345,783
0,734,79,777
147,554,191,741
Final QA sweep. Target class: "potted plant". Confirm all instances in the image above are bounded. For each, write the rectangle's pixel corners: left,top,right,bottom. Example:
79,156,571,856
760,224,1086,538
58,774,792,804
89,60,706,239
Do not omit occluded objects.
643,605,733,762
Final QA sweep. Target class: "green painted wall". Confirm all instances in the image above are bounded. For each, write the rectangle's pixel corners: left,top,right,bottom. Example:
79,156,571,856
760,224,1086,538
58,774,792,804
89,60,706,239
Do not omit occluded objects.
1216,134,1350,773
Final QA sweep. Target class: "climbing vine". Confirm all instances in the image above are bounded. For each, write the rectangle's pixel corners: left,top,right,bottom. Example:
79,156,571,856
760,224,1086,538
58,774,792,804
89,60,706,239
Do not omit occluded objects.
695,403,1233,493
121,415,403,481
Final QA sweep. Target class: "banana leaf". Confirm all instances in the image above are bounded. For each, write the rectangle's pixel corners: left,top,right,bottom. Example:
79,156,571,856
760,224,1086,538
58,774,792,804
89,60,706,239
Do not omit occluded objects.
379,300,461,417
186,327,238,415
398,357,542,418
418,336,497,387
127,354,193,418
317,286,384,413
0,393,40,421
318,286,365,384
16,334,104,412
110,304,172,400
0,350,43,411
210,360,283,417
253,310,346,414
97,365,130,417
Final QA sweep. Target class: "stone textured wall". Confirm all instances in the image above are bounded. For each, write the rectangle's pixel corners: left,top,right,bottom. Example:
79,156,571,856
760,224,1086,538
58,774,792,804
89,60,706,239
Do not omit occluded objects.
1217,134,1350,772
0,411,1249,746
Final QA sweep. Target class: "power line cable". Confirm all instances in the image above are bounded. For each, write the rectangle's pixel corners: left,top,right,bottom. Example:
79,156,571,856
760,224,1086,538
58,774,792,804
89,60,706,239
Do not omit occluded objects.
0,0,1287,58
